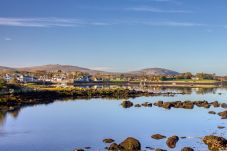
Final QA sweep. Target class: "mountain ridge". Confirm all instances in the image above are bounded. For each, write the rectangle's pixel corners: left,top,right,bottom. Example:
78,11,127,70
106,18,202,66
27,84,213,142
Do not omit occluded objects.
0,64,179,75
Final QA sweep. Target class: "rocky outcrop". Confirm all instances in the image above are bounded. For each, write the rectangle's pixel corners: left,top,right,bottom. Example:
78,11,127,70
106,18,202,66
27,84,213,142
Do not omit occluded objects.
118,137,141,150
166,136,179,148
121,101,133,108
203,135,227,151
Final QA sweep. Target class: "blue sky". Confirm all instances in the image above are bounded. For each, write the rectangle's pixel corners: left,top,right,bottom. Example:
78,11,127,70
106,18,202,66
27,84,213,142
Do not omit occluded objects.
0,0,227,75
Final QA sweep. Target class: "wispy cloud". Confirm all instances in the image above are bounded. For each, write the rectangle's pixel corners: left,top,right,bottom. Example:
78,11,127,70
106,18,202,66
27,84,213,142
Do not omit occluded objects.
0,17,111,28
4,37,12,41
0,17,225,30
127,7,192,13
91,66,113,71
142,21,205,27
150,0,182,5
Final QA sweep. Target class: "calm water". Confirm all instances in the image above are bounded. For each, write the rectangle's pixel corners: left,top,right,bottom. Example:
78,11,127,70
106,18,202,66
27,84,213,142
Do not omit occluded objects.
0,87,227,151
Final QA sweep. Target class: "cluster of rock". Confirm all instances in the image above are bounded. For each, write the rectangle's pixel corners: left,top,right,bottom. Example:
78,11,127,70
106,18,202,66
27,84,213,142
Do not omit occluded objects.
104,136,194,151
203,135,227,151
121,100,153,108
151,134,192,150
74,135,227,151
121,100,227,111
121,100,227,120
105,137,141,150
153,101,227,110
135,102,153,108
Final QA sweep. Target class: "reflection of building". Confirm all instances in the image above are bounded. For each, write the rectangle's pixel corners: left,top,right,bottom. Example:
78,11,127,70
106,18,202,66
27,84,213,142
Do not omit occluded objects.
192,77,200,80
0,111,6,127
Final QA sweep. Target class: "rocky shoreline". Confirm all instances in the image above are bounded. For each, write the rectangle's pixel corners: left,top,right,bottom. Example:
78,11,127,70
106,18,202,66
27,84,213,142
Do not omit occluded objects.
0,88,184,112
74,134,227,151
120,100,227,120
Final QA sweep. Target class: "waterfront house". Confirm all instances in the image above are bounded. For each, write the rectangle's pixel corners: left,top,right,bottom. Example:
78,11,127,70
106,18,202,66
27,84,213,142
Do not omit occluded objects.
17,75,38,83
75,75,92,82
3,74,12,82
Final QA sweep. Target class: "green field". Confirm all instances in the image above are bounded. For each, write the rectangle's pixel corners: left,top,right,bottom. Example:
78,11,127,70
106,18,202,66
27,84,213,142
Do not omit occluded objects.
166,79,217,83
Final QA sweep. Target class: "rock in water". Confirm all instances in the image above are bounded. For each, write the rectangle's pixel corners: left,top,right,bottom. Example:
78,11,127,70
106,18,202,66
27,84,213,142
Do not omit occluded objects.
151,134,166,140
181,147,194,151
103,138,115,143
203,135,227,151
121,101,133,108
221,103,227,108
166,135,179,148
108,143,119,150
119,137,141,150
155,148,166,151
208,111,216,114
218,111,227,119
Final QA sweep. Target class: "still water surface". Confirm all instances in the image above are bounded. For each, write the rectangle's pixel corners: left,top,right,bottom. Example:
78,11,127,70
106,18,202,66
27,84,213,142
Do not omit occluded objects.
0,87,227,151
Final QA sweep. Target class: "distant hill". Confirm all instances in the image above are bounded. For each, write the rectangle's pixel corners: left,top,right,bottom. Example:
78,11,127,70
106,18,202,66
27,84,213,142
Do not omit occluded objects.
0,66,15,71
17,64,106,74
129,68,179,76
0,65,179,75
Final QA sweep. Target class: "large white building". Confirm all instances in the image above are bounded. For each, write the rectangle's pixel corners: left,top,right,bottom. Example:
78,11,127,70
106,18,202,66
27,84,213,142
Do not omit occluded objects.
17,75,38,83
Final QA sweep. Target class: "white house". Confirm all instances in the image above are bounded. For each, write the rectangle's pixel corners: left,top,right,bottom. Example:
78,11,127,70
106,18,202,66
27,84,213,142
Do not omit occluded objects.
75,75,92,82
17,75,38,83
3,74,12,82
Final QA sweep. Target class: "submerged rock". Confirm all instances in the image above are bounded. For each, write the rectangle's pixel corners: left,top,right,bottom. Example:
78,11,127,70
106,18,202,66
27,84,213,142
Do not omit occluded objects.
155,148,166,151
103,138,115,143
145,146,154,150
217,126,225,129
121,101,133,108
134,104,141,107
118,137,141,150
221,103,227,108
141,102,152,107
181,147,194,151
151,134,166,140
208,111,216,114
166,135,179,148
203,135,227,151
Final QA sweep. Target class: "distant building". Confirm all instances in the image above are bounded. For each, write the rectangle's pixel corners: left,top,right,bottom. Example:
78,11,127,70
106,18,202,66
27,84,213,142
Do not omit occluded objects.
3,74,12,82
75,75,92,82
17,75,38,83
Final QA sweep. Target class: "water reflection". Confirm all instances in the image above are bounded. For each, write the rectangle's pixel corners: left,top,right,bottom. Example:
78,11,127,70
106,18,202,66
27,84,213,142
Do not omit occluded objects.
0,86,227,151
0,109,21,127
76,84,227,95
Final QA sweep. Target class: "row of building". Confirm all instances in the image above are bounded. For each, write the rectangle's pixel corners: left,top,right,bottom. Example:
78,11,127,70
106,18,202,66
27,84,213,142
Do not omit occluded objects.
3,74,102,84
